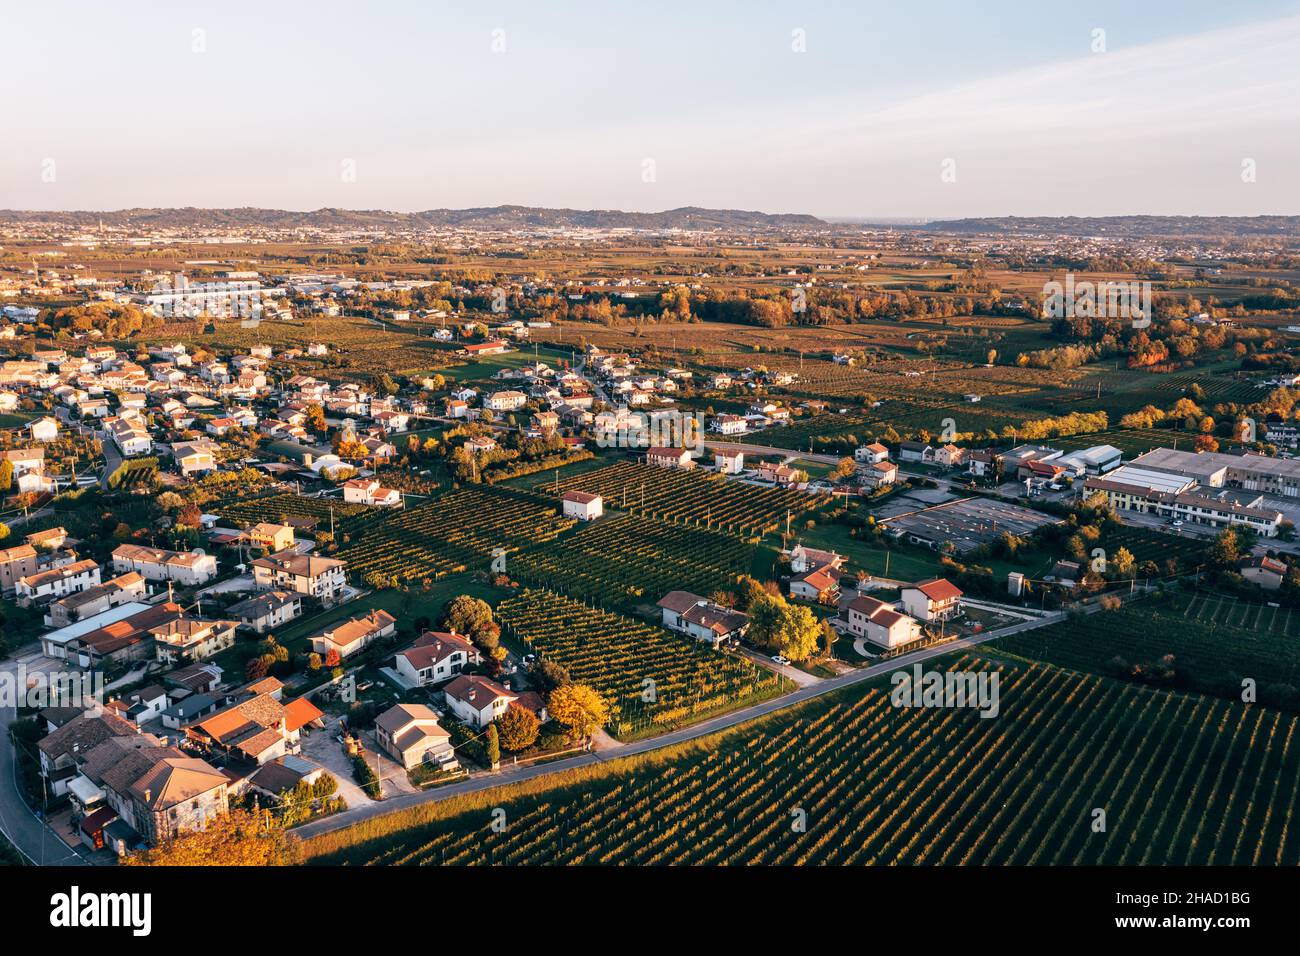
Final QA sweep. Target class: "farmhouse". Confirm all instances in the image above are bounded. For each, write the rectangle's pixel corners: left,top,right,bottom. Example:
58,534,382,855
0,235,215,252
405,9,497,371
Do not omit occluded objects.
898,441,931,463
0,544,39,593
245,522,296,553
656,591,749,646
485,390,528,412
561,490,603,521
715,449,744,474
855,442,889,464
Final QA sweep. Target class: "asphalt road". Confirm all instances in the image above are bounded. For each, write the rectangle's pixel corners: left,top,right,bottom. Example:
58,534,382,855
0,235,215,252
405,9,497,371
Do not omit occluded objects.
294,609,1062,843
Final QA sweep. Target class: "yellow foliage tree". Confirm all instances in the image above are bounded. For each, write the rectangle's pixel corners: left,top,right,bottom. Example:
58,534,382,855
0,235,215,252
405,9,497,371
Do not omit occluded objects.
123,809,299,866
547,683,608,740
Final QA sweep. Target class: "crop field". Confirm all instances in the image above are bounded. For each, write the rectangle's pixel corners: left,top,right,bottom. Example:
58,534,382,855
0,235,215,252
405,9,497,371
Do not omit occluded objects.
546,461,825,535
339,488,572,582
497,590,786,737
1097,525,1206,570
512,513,754,606
997,590,1300,703
213,491,371,528
304,656,1300,866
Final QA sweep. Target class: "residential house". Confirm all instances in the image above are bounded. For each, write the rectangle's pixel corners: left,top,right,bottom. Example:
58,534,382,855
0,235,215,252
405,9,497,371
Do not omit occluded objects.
443,674,518,729
373,704,459,771
112,544,218,585
656,591,750,646
901,578,963,622
645,446,694,469
342,477,401,507
845,595,920,649
309,609,397,660
151,616,239,665
17,559,101,607
226,590,303,633
251,550,347,601
245,522,296,553
715,450,744,474
393,631,480,688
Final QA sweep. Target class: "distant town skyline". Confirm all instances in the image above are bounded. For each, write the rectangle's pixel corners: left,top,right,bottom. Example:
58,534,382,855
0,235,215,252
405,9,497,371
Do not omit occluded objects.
3,0,1298,217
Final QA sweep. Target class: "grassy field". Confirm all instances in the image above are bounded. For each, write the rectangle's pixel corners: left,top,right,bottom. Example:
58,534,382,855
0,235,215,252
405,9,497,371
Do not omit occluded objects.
302,654,1300,865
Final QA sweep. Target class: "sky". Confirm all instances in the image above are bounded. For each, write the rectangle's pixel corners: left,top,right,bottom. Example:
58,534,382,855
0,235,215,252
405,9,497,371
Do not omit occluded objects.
2,0,1298,218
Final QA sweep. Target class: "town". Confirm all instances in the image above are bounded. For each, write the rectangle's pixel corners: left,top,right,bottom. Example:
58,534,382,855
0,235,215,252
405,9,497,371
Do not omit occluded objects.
0,204,1298,876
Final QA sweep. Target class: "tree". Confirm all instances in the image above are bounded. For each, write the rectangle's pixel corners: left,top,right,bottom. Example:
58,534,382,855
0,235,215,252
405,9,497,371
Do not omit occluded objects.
530,658,570,694
245,656,269,681
0,459,14,492
548,683,608,740
123,809,298,866
830,457,856,482
496,704,540,752
444,595,495,641
1206,528,1242,569
747,593,787,649
1111,546,1136,579
484,723,500,767
776,604,822,662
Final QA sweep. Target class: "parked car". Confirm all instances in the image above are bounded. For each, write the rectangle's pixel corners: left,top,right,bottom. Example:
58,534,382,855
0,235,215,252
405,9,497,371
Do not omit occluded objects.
771,655,791,666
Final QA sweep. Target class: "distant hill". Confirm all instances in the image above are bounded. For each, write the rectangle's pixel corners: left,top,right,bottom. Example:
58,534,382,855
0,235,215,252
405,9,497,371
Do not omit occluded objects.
920,215,1300,238
0,205,827,232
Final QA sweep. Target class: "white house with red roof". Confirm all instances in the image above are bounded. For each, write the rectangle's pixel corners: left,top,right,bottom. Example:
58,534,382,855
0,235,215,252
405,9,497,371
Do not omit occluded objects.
845,594,920,649
901,578,963,622
561,490,603,521
342,477,401,507
393,631,481,688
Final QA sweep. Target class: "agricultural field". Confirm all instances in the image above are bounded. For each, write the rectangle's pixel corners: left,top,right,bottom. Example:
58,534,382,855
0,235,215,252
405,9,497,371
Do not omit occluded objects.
339,487,572,583
512,513,754,607
1094,524,1206,571
213,491,371,529
546,460,825,535
497,589,787,738
997,590,1300,707
303,655,1300,865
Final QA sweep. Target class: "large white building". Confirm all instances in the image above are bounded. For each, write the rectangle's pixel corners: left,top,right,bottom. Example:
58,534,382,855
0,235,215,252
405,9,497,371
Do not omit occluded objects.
1085,459,1284,537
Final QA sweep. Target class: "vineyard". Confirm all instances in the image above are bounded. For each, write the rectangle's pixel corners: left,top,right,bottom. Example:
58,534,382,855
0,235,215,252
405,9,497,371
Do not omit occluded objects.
511,514,754,607
997,590,1300,707
546,461,824,535
304,656,1300,865
213,491,371,528
497,589,787,737
338,488,572,582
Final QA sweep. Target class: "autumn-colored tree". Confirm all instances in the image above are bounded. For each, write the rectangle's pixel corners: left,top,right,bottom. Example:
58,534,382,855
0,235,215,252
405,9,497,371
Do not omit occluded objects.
496,704,540,752
123,809,298,866
245,656,269,680
1193,433,1219,453
548,683,608,740
324,648,342,669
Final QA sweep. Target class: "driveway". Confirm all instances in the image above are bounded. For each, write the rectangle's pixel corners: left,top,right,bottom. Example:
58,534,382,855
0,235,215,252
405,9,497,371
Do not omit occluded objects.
298,715,376,810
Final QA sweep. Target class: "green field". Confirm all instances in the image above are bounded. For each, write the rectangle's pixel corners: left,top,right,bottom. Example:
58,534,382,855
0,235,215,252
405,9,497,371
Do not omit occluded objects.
303,654,1300,865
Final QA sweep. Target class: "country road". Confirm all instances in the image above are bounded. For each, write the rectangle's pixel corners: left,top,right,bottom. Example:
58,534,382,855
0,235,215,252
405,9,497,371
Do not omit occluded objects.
294,608,1064,843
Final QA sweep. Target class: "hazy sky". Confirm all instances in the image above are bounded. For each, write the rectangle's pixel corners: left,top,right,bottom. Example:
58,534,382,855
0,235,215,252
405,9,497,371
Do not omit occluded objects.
3,0,1299,217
